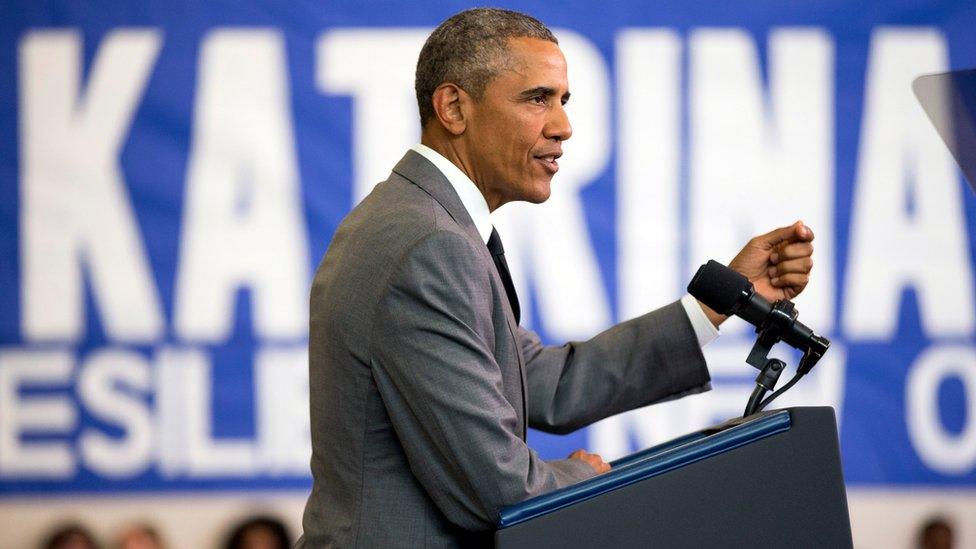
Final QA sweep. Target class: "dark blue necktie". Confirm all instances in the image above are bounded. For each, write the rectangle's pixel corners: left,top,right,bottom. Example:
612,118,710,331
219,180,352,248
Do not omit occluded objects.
487,227,521,324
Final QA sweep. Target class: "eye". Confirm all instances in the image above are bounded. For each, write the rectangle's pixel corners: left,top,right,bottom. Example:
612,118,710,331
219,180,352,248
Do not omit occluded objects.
529,93,552,105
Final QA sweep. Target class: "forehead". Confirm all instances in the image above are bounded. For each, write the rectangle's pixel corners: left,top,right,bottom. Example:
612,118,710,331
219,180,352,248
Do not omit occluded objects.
506,37,566,69
495,37,568,87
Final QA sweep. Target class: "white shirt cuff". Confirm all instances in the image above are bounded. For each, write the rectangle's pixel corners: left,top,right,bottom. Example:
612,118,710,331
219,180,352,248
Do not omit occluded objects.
680,294,721,348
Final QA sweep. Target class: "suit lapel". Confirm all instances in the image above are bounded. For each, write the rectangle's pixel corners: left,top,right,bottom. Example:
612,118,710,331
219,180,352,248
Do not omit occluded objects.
392,150,529,439
392,150,483,246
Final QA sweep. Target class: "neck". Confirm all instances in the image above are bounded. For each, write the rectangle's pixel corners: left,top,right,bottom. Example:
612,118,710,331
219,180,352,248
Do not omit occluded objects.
421,130,503,212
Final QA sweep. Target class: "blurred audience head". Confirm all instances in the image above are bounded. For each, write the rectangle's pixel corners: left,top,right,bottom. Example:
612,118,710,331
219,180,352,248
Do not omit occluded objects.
224,515,291,549
918,516,954,549
114,523,164,549
40,523,98,549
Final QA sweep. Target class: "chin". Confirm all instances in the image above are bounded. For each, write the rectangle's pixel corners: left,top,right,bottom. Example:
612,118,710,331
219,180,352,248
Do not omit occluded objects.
524,182,552,204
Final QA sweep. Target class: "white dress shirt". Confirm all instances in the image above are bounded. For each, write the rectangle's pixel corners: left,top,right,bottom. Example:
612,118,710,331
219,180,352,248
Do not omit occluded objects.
411,143,720,347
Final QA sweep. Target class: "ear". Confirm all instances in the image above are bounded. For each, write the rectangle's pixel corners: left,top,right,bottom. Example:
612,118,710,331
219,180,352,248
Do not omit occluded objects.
431,83,467,136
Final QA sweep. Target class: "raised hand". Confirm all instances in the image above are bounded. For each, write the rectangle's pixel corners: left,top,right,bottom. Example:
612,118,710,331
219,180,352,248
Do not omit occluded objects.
728,220,815,303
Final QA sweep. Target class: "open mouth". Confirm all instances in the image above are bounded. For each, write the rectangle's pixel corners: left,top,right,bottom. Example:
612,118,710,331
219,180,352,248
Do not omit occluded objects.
535,154,561,174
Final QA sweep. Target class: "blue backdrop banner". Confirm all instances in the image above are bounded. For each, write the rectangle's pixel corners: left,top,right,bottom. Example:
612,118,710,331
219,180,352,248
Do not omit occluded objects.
1,0,975,494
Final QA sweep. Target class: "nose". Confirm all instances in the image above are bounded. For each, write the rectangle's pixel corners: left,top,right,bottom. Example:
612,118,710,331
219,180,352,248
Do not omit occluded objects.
545,102,572,142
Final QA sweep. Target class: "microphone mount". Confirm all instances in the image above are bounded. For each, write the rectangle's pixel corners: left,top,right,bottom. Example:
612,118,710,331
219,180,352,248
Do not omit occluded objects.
742,299,830,417
687,259,832,417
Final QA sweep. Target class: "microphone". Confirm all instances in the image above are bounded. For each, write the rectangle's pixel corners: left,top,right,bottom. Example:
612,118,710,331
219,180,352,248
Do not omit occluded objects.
687,260,829,370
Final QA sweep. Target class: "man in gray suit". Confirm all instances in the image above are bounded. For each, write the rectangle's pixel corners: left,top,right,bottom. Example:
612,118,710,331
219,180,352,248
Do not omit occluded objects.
299,8,816,548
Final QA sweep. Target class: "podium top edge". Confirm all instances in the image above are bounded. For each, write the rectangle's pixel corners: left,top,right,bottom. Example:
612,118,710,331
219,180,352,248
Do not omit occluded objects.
497,409,792,529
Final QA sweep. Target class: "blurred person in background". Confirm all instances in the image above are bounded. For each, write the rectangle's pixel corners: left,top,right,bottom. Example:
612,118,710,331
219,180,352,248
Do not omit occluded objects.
917,516,954,549
224,515,292,549
113,523,165,549
40,523,98,549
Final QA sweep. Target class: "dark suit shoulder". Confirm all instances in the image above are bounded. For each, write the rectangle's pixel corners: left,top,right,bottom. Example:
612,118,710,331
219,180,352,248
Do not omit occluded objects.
310,172,481,365
339,173,469,253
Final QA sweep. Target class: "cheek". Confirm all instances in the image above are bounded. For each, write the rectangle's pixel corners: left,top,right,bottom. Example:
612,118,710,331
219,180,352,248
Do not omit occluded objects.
476,109,544,179
489,119,528,166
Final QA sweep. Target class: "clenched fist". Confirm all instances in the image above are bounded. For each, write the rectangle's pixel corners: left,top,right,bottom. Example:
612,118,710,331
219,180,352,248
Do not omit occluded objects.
699,220,816,327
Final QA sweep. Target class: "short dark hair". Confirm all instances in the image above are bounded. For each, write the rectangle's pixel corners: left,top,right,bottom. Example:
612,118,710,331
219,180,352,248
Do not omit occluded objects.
224,515,291,549
415,8,557,126
918,516,953,549
41,523,97,549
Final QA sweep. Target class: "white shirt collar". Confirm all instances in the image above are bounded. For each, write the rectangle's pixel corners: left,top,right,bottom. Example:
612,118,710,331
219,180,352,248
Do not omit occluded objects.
411,143,493,244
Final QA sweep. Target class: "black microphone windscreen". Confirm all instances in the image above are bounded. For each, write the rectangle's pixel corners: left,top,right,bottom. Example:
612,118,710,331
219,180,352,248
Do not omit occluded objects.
687,260,752,314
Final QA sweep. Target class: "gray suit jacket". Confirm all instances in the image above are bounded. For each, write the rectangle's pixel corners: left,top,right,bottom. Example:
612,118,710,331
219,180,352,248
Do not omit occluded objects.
298,150,711,548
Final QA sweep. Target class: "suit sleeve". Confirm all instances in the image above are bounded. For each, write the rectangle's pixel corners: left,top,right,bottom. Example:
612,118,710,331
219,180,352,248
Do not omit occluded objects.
369,230,595,531
521,301,712,435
